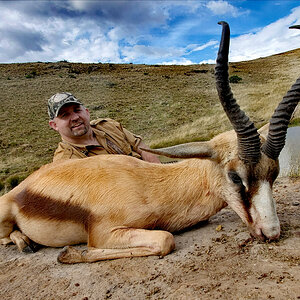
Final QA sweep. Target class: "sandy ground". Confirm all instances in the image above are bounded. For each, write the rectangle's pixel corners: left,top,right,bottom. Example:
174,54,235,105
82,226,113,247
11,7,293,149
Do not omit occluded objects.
0,177,299,300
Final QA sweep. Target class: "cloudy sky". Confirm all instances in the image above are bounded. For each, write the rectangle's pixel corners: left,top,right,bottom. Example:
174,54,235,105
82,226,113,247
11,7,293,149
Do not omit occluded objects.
1,0,300,65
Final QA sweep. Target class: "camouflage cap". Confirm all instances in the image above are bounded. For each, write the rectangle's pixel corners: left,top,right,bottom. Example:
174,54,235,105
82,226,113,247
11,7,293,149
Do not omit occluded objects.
47,92,83,119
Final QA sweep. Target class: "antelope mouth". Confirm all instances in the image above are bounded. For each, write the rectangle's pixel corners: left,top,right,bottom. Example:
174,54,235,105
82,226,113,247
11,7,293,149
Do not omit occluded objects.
249,226,280,241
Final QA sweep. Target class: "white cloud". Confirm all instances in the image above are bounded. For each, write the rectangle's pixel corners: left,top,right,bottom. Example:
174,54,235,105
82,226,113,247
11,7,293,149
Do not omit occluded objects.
199,59,216,64
230,6,300,62
121,44,186,63
188,40,218,52
69,0,88,11
206,0,241,17
0,1,300,64
49,20,123,63
0,0,171,63
161,58,194,65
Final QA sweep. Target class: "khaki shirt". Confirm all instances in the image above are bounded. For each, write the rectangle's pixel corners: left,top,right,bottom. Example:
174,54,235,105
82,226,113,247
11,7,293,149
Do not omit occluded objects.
53,118,142,162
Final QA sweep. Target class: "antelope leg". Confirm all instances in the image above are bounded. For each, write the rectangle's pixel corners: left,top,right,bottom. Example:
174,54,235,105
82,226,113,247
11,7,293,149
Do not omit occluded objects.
57,228,175,264
10,230,37,253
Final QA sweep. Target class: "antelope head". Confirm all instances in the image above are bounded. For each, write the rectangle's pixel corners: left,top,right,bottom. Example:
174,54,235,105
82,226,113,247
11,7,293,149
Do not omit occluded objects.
144,22,300,241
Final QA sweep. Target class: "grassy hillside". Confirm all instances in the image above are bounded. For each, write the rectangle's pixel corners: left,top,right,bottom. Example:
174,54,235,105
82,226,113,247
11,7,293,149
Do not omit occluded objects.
1,49,300,191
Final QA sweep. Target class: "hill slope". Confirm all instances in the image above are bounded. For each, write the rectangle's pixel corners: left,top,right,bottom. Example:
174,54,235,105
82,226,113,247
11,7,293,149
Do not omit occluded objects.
1,49,300,188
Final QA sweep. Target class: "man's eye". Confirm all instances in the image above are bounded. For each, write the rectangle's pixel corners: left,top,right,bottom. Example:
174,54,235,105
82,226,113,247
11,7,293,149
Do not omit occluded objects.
59,112,69,118
228,171,243,185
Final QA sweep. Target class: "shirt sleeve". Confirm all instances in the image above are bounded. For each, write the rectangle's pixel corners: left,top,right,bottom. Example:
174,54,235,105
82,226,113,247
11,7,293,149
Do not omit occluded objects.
94,118,143,152
121,126,142,150
112,120,142,151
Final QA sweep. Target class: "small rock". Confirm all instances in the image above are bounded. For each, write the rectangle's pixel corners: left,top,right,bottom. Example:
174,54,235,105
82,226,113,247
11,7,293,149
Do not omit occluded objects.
216,225,223,231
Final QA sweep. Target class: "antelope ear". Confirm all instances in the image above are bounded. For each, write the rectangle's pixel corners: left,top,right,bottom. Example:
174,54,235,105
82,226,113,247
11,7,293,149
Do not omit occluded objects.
140,142,216,159
258,123,269,139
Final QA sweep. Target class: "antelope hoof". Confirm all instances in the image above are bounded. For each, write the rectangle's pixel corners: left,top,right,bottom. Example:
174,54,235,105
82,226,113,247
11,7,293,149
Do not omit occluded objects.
17,238,32,253
22,241,41,253
9,231,33,253
57,246,83,264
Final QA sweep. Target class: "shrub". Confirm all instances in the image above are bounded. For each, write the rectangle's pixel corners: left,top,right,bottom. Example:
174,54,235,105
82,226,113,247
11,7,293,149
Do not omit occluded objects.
7,176,20,189
7,175,26,189
229,75,242,83
69,68,81,74
25,70,38,79
107,82,117,88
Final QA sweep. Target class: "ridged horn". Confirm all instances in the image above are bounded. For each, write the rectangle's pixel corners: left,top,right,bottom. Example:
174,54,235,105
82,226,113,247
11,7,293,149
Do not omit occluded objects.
261,24,300,159
215,21,261,164
289,25,300,29
140,142,215,159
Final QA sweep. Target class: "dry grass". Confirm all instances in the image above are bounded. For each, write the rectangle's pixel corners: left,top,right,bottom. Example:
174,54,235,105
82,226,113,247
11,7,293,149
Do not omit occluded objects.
1,49,300,190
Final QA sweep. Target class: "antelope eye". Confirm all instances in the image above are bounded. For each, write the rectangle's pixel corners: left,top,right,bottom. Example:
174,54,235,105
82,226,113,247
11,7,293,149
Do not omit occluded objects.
228,171,243,185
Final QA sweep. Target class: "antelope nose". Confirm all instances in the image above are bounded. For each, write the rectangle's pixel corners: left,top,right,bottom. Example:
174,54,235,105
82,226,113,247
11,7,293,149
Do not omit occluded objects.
262,225,280,241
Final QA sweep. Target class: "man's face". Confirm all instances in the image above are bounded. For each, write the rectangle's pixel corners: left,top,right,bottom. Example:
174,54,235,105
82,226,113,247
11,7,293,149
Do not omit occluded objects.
49,103,91,140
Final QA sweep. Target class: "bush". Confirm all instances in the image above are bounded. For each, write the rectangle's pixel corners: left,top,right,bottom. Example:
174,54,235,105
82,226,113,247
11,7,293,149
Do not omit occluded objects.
7,176,20,189
229,75,242,83
0,181,4,191
107,82,117,88
25,70,38,79
7,175,26,189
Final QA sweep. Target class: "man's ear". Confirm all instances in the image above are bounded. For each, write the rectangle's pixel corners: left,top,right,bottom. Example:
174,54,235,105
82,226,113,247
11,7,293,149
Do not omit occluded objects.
49,120,58,131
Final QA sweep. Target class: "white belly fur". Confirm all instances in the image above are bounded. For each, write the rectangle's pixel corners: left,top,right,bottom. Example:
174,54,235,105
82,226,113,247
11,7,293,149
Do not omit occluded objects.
16,215,87,247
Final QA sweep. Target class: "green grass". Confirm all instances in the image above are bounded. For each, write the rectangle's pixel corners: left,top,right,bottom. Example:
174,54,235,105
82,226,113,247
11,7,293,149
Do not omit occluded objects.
290,118,300,127
1,49,300,190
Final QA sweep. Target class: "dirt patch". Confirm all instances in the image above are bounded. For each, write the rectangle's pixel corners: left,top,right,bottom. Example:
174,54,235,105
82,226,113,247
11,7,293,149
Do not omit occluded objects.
0,177,299,300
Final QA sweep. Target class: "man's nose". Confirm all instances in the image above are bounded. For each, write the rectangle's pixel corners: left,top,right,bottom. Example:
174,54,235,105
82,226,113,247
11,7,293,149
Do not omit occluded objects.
70,112,79,120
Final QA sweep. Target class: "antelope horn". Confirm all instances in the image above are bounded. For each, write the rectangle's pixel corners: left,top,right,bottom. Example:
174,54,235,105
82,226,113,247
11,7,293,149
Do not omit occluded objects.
289,25,300,29
215,21,261,164
261,24,300,160
140,142,215,159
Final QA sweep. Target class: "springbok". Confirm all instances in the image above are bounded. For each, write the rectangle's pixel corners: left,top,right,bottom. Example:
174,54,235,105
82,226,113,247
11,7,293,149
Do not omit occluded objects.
1,22,299,263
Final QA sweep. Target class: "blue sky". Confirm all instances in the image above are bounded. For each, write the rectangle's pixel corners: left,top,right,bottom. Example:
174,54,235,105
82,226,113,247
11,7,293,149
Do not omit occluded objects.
1,0,300,64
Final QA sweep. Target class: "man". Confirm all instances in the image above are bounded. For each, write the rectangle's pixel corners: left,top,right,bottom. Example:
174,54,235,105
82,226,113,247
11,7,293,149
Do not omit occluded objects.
48,92,160,163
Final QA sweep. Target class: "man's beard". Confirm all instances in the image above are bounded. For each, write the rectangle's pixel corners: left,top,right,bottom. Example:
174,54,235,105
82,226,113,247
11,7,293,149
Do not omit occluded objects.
71,124,88,137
